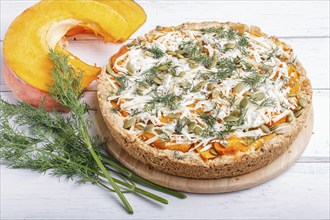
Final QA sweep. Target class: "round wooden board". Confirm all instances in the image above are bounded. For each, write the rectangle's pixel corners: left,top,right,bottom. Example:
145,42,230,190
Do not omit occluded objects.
94,104,313,193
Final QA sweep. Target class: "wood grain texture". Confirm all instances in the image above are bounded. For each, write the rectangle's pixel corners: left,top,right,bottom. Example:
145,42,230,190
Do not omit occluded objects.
94,101,314,193
1,162,329,219
1,1,329,40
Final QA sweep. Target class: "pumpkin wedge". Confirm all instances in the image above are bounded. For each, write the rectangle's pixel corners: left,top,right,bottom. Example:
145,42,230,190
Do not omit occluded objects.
66,0,147,42
3,0,146,93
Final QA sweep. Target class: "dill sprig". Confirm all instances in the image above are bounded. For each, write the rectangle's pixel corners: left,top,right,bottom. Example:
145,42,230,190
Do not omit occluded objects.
116,75,129,93
49,50,132,213
139,61,176,85
0,50,186,214
178,41,212,67
242,72,266,89
146,92,182,111
267,47,280,59
174,119,187,134
200,27,238,40
144,46,165,59
200,27,227,38
179,41,200,57
237,35,249,54
199,113,217,128
198,58,237,82
257,97,277,109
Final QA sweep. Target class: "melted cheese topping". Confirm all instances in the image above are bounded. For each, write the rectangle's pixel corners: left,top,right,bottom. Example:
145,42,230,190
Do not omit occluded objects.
103,24,303,158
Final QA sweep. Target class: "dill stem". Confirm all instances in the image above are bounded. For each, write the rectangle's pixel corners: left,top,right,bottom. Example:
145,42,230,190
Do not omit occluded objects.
76,115,133,214
98,179,168,204
100,153,186,199
12,142,168,205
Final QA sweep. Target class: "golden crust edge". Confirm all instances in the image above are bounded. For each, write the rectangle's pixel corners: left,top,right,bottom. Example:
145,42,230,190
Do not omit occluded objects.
97,22,313,179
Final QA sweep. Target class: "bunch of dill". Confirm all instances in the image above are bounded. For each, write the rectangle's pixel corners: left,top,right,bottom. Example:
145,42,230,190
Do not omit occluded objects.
0,50,185,214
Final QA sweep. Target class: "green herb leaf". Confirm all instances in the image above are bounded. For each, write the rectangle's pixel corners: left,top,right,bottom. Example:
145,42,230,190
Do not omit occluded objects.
0,50,187,214
144,46,165,59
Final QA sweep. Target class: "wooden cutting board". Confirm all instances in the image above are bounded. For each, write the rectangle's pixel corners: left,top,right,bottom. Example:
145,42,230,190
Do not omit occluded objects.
94,101,313,193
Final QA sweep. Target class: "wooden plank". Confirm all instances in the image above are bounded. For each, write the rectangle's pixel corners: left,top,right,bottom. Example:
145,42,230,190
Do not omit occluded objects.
1,162,329,219
1,0,329,40
1,90,329,160
1,37,329,91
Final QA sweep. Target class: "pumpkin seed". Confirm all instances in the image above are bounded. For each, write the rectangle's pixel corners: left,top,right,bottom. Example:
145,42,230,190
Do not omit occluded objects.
233,82,244,93
141,82,150,89
155,26,162,31
193,81,207,91
175,50,184,55
136,124,145,130
224,42,236,49
230,109,241,117
143,124,154,132
176,53,185,59
287,113,294,122
270,122,289,132
295,105,302,111
187,59,197,65
210,148,218,156
294,109,303,118
212,90,220,98
166,50,176,55
123,118,136,129
207,82,216,91
153,77,163,85
274,124,290,134
178,71,187,78
260,124,270,133
158,65,169,71
202,74,210,80
189,63,199,68
298,97,307,108
188,122,197,131
157,74,165,80
224,115,239,122
209,54,217,68
179,81,190,88
194,126,203,135
168,113,180,119
233,57,240,64
245,138,254,146
235,63,243,68
245,91,254,97
126,62,135,75
254,92,265,101
144,51,154,57
155,129,163,135
137,84,146,92
287,93,296,97
239,97,249,108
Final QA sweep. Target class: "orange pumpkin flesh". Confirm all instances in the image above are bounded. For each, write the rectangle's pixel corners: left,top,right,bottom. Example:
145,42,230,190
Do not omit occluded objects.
3,0,146,108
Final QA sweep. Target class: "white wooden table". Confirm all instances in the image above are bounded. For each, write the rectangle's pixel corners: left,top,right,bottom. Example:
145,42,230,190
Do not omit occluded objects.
1,1,329,219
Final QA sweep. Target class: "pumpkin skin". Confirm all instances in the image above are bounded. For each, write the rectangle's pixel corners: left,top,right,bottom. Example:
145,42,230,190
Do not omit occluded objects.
3,60,67,111
3,0,146,110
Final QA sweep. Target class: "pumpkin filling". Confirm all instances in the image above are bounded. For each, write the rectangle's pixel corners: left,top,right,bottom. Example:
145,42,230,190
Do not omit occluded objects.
101,24,307,160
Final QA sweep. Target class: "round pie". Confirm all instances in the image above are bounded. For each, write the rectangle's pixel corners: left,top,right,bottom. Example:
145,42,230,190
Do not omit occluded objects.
97,22,312,179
